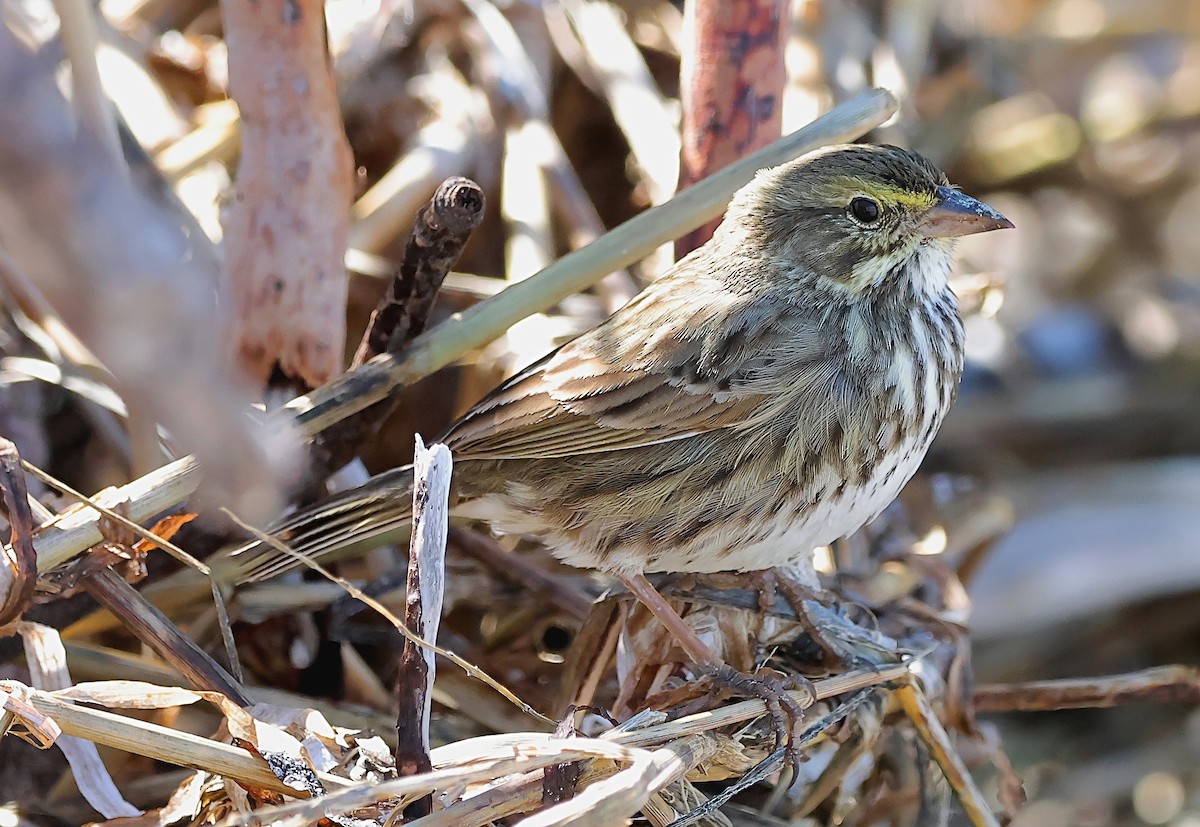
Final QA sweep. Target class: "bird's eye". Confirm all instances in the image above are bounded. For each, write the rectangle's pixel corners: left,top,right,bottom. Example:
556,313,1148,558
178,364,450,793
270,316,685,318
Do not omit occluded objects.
849,197,881,225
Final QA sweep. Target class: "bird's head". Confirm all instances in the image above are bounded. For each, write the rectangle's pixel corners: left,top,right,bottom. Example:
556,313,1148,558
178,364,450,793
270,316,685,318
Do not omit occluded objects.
720,143,1013,298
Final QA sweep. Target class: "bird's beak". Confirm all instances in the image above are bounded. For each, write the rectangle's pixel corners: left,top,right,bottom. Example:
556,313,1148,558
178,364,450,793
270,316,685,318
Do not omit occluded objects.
920,186,1014,239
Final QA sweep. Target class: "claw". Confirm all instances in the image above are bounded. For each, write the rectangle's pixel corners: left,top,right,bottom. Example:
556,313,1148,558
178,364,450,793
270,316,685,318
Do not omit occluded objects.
701,663,815,758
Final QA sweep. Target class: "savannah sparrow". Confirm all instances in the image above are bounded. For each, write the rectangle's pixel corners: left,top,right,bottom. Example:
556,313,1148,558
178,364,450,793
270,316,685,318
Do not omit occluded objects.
236,143,1011,672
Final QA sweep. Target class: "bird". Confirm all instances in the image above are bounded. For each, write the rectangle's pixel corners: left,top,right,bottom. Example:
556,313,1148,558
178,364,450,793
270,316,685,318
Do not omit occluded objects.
232,143,1012,692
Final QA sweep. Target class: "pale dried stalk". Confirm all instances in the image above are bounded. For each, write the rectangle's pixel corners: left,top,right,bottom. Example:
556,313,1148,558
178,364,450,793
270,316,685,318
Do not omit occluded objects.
19,623,140,818
217,738,653,826
33,456,196,572
896,681,999,827
155,100,241,180
412,664,911,826
518,734,717,826
62,641,397,738
407,760,623,827
53,0,122,160
396,439,452,816
13,684,353,796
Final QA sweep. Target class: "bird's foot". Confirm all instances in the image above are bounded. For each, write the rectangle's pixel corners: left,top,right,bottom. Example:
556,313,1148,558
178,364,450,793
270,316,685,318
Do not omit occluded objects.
699,663,815,756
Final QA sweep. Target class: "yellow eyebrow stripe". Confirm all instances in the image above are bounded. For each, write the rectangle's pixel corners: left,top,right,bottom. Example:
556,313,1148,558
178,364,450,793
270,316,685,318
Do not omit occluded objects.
826,178,938,209
866,183,938,209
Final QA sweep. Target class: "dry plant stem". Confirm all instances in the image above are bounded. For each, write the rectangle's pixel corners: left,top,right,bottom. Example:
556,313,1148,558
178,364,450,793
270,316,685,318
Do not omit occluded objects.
13,686,352,796
220,0,354,388
677,0,787,256
82,568,252,706
155,99,241,180
974,665,1200,712
0,247,107,373
222,510,555,728
621,573,720,667
61,640,399,738
287,88,898,436
0,439,37,626
412,670,896,827
896,681,999,827
22,91,898,574
449,527,593,620
557,599,621,713
225,739,653,827
409,759,622,827
32,456,195,572
396,439,452,819
316,178,484,471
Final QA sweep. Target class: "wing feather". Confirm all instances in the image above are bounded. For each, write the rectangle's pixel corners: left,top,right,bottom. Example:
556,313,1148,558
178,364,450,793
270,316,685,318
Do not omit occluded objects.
444,274,838,461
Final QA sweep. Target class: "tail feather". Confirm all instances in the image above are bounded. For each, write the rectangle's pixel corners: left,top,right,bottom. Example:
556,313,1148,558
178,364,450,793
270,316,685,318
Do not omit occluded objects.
225,465,417,582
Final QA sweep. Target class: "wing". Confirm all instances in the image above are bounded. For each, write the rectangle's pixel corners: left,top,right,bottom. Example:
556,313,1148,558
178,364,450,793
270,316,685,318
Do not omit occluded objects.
444,275,837,461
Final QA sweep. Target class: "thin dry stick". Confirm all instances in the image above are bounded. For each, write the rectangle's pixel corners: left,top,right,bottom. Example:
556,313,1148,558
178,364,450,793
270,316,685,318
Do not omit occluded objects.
315,177,485,473
81,569,251,706
449,527,594,621
974,665,1200,712
521,734,718,827
218,739,652,827
155,99,241,180
896,681,999,827
396,439,452,819
221,509,556,728
18,623,140,819
23,90,898,574
33,456,196,572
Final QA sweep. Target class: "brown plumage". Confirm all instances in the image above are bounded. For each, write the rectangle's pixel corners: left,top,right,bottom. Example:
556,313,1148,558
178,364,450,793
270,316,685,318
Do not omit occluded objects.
233,144,1011,602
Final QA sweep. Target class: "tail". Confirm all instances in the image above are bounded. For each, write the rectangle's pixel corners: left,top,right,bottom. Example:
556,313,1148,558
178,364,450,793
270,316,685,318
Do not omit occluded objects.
225,465,416,583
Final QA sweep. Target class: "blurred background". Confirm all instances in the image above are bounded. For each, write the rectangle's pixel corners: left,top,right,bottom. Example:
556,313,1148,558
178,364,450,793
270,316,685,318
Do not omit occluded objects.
1,0,1200,825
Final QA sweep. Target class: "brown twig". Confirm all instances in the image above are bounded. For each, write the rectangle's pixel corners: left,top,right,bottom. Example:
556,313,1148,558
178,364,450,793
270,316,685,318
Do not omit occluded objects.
315,177,484,474
354,178,486,366
0,439,36,628
82,568,252,706
396,438,452,819
974,665,1200,712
